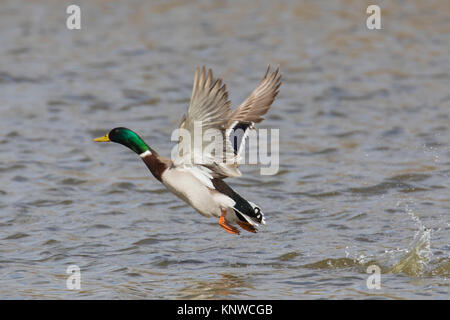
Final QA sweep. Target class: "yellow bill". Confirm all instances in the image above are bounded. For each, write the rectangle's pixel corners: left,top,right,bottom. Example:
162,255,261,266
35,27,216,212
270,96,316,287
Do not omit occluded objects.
93,134,110,142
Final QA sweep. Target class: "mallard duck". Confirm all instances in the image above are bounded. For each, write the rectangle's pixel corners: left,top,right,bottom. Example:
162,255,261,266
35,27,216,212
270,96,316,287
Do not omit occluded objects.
94,66,282,234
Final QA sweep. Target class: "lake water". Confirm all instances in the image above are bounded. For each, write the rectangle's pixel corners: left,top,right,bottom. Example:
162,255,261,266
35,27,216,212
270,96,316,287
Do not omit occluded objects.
0,0,449,299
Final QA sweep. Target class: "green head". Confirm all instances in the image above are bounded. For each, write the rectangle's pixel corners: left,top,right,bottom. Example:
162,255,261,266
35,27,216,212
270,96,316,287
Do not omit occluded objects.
94,127,150,155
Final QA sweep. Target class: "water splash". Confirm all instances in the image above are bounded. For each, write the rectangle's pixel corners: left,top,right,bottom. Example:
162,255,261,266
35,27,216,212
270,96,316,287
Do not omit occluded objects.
387,203,432,277
390,228,432,276
311,203,436,277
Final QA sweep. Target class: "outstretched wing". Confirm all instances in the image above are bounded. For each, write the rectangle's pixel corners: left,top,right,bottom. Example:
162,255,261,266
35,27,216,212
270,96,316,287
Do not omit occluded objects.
174,65,282,180
175,67,241,178
227,65,282,157
228,65,281,127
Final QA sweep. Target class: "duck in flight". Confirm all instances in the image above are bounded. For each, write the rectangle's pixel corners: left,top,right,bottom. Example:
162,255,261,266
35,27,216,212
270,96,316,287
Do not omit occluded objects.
94,66,282,235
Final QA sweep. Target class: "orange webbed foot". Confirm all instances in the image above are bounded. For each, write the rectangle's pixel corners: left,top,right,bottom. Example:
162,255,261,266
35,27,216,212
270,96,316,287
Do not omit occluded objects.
237,221,257,233
219,211,240,235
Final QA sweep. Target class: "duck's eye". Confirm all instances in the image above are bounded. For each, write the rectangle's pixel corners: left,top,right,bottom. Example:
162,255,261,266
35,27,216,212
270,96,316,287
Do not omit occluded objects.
254,207,260,214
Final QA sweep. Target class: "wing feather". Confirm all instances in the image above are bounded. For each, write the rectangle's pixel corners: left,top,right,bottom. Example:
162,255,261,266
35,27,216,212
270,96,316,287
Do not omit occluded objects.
227,65,282,126
176,67,239,178
174,65,282,179
226,65,282,159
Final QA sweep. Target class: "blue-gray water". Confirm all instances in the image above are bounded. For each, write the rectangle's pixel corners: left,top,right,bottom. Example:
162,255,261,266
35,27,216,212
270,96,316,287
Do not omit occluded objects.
0,0,449,299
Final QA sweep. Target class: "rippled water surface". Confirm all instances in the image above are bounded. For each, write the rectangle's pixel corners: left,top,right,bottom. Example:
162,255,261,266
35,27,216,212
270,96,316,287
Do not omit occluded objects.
0,0,449,299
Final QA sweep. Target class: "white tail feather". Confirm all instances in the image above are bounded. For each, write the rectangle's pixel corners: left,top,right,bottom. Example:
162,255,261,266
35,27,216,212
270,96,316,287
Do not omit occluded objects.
234,201,266,226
